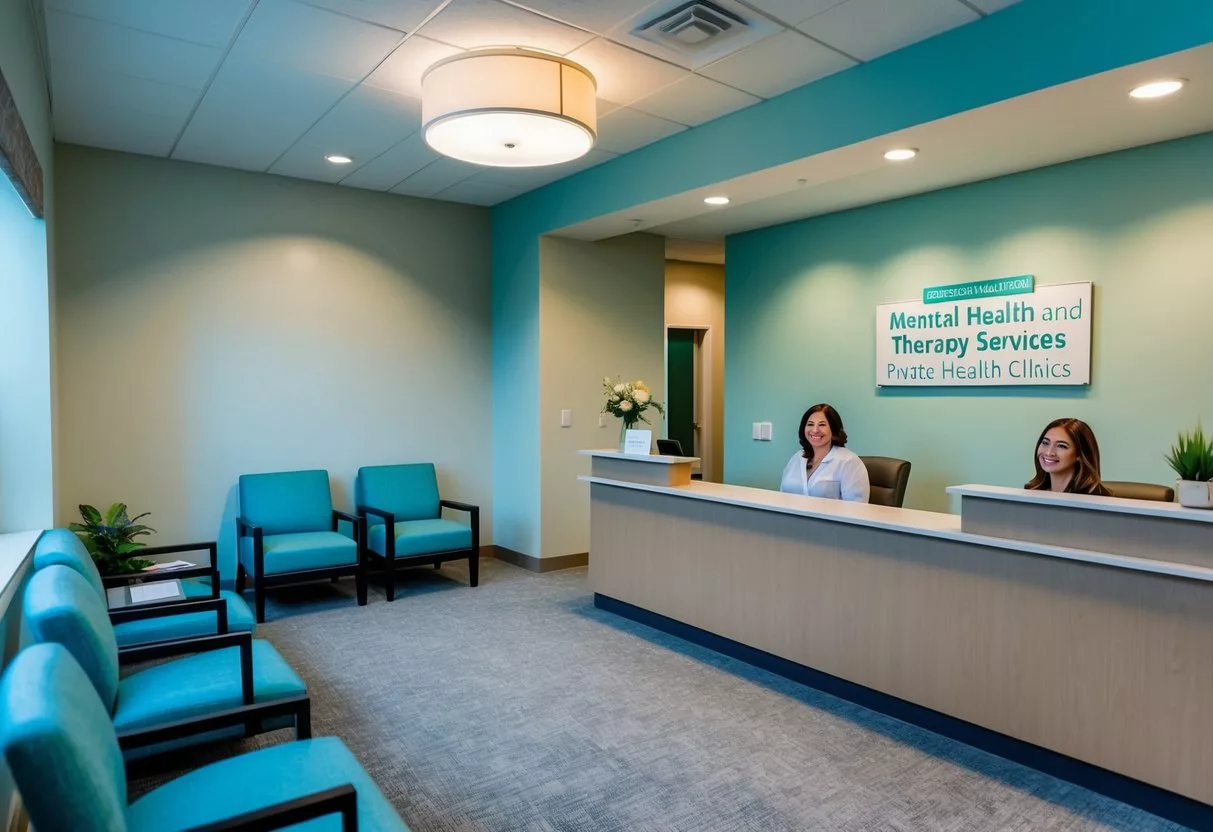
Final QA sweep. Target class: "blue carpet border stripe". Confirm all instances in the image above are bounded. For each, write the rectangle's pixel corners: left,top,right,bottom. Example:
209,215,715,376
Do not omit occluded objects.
594,592,1211,832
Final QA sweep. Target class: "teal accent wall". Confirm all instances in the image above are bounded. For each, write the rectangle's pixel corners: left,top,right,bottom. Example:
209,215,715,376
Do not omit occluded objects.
725,132,1213,511
488,0,1213,543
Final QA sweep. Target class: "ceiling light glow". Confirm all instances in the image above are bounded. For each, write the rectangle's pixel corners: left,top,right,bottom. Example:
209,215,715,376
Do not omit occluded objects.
884,148,918,161
1129,79,1185,99
422,49,597,167
325,154,353,164
704,196,730,205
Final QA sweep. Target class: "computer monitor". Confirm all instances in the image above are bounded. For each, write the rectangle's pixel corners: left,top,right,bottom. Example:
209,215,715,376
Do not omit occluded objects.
656,438,684,456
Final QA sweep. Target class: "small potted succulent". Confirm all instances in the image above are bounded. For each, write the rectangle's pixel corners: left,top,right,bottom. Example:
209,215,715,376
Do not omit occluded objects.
1165,423,1213,509
68,503,157,575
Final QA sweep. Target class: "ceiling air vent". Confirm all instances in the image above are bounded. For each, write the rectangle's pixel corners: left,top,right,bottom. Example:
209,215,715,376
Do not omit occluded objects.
621,0,780,70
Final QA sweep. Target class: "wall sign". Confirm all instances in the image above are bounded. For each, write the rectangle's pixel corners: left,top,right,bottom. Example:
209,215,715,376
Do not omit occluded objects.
876,280,1092,387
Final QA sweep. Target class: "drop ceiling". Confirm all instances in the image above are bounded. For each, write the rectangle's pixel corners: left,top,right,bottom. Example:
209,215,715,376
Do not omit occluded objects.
557,43,1213,244
38,0,1019,206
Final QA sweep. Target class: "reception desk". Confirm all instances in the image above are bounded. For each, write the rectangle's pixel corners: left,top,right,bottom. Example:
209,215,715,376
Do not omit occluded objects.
580,451,1213,817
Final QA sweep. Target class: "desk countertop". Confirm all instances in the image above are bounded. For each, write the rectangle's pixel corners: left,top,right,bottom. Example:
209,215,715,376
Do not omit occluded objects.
579,449,701,465
581,476,1213,584
947,483,1213,523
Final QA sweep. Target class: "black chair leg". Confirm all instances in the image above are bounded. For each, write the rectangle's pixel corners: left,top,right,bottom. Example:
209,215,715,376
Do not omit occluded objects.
235,564,246,595
386,559,396,602
469,552,479,587
356,567,367,606
297,699,312,740
255,580,266,624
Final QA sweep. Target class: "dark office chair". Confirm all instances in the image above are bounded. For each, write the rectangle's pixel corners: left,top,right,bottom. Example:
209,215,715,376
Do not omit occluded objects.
1104,481,1175,502
860,456,911,508
656,439,685,456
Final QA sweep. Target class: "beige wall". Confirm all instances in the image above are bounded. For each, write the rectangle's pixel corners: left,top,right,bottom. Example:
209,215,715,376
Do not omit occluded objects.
53,145,493,577
664,259,725,482
539,233,666,558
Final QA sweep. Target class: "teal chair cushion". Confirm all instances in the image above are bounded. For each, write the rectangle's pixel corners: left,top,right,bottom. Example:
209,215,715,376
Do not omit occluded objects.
23,565,121,710
367,519,472,558
112,590,256,648
239,469,334,535
356,463,441,522
0,644,129,831
126,736,410,831
33,528,106,598
239,531,358,575
113,639,305,736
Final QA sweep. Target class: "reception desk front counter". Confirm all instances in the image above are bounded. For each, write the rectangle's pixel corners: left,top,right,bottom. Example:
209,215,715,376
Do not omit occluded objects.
579,451,1213,819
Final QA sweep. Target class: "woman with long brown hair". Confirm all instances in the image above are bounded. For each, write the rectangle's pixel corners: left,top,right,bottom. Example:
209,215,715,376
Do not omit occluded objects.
1025,417,1111,496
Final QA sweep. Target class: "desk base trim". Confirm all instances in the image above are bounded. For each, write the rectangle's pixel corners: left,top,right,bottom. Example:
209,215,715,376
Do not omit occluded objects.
593,592,1212,831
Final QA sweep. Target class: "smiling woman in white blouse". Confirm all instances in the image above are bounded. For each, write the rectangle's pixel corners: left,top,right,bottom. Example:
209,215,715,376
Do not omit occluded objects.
779,403,871,503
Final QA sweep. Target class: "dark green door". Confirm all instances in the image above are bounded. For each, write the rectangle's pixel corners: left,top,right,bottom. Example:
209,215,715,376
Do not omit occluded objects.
667,329,696,457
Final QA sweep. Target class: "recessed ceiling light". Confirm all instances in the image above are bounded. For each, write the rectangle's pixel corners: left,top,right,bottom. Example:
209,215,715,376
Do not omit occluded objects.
325,154,353,164
704,196,730,205
1129,79,1185,99
884,148,918,161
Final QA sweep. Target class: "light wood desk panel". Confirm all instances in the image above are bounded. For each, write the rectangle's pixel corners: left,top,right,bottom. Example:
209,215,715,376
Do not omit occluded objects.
589,482,1213,805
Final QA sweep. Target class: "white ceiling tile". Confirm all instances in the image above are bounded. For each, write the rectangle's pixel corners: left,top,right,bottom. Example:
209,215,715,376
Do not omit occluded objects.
43,0,253,48
231,0,405,82
268,142,363,183
433,178,521,206
967,0,1021,12
51,59,199,122
564,38,688,106
739,0,849,26
390,157,481,197
416,0,595,53
508,0,658,35
630,74,759,127
173,56,354,171
45,9,222,88
293,85,422,160
338,132,439,190
699,29,855,98
798,0,979,62
300,0,447,32
54,100,186,157
594,107,685,154
364,35,463,99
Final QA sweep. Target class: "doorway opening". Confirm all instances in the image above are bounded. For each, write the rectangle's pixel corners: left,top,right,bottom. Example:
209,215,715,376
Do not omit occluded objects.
666,326,713,480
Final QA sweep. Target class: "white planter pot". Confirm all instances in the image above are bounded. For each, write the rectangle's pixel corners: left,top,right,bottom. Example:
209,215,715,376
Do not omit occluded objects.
1176,479,1213,509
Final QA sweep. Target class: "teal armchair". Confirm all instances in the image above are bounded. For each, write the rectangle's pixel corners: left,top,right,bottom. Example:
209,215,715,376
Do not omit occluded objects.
237,469,367,623
356,463,480,602
33,528,256,647
0,643,410,831
23,565,310,761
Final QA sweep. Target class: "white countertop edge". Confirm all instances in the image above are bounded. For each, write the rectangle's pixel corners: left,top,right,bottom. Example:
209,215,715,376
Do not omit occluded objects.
582,478,1213,584
947,483,1213,524
578,449,701,465
0,530,43,617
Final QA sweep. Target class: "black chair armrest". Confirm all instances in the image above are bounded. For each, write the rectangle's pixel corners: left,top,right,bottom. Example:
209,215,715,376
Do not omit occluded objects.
236,517,263,538
110,597,228,634
356,504,395,525
119,632,254,704
118,694,310,751
440,499,479,514
182,783,356,832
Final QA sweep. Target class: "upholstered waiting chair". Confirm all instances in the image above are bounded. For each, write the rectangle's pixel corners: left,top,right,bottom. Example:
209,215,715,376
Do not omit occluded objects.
237,469,367,623
356,463,480,602
1104,480,1176,502
0,643,410,831
23,565,310,760
33,528,255,648
859,456,912,508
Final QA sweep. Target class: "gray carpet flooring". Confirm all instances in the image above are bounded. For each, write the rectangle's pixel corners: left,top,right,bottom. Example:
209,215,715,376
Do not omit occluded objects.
131,559,1189,831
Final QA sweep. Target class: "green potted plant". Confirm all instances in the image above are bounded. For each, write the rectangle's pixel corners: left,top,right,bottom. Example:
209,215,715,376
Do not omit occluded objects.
1164,422,1213,509
68,503,157,575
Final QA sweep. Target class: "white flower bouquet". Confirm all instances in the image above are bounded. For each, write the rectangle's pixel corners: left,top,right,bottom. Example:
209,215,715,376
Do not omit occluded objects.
601,376,665,431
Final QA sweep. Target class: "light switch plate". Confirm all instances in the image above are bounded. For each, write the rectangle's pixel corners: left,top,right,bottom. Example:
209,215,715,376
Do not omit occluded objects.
760,422,773,441
752,422,762,440
560,409,572,428
598,413,608,428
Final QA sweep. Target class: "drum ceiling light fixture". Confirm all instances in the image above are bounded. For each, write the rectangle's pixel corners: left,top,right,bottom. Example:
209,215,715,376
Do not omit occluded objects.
421,48,598,168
